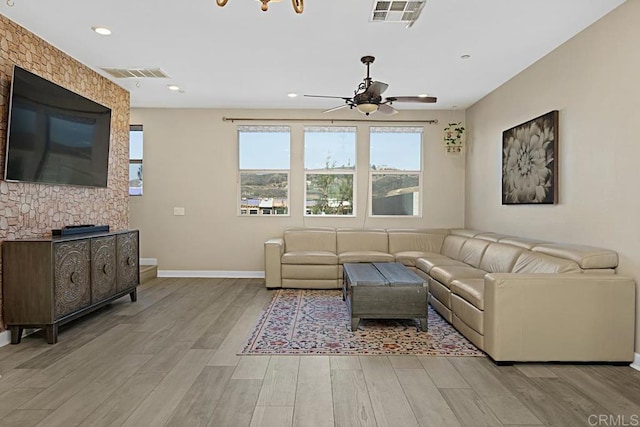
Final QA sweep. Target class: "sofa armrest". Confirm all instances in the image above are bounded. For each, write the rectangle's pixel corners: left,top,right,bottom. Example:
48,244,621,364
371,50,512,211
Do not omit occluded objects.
484,273,636,362
264,238,284,288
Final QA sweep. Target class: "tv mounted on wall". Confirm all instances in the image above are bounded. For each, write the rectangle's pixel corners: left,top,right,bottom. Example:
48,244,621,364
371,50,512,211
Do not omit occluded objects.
4,65,112,188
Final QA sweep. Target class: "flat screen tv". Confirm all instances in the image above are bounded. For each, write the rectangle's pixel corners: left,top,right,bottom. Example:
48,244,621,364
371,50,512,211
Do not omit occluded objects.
4,65,112,188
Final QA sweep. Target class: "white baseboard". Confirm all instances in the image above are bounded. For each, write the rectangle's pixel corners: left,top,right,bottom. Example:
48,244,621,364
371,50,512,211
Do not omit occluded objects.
0,328,40,348
631,353,640,371
0,330,12,347
140,258,158,266
157,270,265,278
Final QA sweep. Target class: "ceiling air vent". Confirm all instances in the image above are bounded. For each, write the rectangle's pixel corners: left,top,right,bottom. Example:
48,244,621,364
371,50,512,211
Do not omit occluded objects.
370,0,427,27
100,67,170,79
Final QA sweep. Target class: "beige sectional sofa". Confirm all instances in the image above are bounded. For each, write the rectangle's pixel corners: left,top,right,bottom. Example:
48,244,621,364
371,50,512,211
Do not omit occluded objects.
264,227,636,363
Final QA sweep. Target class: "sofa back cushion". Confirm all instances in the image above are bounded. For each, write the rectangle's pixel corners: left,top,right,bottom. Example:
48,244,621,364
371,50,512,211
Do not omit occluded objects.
387,229,448,254
337,228,388,253
458,238,491,268
441,235,467,259
479,243,524,273
512,251,581,273
450,229,483,238
475,232,512,243
531,243,618,269
284,227,336,253
498,236,545,250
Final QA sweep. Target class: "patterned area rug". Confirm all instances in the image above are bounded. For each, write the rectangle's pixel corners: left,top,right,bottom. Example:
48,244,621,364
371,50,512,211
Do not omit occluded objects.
240,289,485,356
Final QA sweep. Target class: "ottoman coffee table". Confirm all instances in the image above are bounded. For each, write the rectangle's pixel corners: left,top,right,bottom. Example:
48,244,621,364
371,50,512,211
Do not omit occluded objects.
342,262,428,332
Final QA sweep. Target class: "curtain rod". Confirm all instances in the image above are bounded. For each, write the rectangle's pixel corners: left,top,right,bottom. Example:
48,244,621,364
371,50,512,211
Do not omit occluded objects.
222,117,438,124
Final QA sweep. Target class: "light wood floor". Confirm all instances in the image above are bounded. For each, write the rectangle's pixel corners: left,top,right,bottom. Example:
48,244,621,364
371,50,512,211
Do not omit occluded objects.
0,278,638,427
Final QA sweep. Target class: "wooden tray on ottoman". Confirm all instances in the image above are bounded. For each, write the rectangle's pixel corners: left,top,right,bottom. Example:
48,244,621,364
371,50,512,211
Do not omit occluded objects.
342,262,428,332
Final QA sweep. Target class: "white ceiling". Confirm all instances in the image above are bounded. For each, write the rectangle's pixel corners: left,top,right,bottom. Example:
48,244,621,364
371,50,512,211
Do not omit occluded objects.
0,0,625,111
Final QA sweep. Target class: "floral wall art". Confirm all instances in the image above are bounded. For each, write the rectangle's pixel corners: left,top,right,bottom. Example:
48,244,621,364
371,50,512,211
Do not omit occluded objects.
502,110,558,204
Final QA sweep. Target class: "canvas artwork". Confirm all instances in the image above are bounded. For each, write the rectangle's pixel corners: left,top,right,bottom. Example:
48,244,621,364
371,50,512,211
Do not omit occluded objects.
502,110,558,204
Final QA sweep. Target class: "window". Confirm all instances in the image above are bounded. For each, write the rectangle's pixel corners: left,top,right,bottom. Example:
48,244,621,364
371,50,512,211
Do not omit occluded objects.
304,127,356,216
238,126,290,216
129,125,143,196
369,127,423,216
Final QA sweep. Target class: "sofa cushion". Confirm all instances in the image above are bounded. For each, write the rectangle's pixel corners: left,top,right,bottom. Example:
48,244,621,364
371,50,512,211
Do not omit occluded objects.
479,243,524,273
282,264,338,280
416,255,467,274
337,228,388,254
282,251,338,265
452,297,484,335
429,279,452,307
532,243,618,269
458,239,491,268
394,251,434,267
338,251,395,264
512,251,581,273
440,235,467,259
450,229,483,238
284,227,336,253
497,236,545,250
450,278,485,310
429,265,487,287
474,232,512,243
387,229,448,254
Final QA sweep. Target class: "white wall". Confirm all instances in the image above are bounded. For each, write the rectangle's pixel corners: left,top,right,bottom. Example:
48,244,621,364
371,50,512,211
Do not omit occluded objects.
129,108,465,273
465,0,640,352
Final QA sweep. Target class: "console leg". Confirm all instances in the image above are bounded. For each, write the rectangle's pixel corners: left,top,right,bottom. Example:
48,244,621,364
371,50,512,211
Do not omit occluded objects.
45,324,58,344
129,289,138,302
10,326,23,344
418,318,428,332
351,317,360,332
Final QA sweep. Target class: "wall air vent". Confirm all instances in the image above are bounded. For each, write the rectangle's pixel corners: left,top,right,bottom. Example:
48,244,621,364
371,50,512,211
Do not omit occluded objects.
100,67,170,79
370,0,427,27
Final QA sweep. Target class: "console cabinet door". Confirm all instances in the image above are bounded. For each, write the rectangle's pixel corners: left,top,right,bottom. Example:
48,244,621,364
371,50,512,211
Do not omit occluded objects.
117,232,139,291
91,236,117,303
54,240,91,319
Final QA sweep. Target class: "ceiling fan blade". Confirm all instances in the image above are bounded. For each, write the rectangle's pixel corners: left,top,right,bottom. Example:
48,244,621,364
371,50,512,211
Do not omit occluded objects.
377,103,398,115
365,81,389,97
304,95,352,100
323,104,350,113
386,96,437,103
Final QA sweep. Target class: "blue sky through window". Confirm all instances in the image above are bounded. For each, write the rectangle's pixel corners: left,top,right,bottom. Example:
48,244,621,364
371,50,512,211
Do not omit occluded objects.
130,130,143,160
370,131,421,170
304,130,355,170
239,131,290,170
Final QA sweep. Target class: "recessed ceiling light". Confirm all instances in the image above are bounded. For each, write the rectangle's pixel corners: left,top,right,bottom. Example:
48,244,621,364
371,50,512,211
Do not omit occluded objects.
92,26,112,36
167,85,180,91
418,94,429,98
287,93,298,98
460,54,471,60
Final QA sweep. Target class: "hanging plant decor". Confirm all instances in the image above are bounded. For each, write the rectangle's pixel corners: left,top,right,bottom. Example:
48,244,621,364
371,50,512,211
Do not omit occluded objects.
443,122,466,153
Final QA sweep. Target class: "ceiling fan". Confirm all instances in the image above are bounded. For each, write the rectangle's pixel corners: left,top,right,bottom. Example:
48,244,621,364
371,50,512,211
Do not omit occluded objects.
304,55,437,116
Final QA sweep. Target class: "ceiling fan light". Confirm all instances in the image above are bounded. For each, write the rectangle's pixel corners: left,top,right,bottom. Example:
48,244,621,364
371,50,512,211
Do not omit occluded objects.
356,102,378,115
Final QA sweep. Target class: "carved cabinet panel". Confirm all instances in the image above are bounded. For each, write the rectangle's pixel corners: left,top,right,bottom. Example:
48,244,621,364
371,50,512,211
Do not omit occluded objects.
91,236,117,303
117,232,139,291
54,240,91,319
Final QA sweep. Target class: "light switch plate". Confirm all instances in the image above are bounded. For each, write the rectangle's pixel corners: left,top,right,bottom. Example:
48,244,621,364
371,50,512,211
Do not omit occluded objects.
173,207,185,216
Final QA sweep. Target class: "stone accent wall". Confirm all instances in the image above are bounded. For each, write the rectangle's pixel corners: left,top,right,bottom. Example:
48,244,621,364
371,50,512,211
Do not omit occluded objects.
0,15,130,329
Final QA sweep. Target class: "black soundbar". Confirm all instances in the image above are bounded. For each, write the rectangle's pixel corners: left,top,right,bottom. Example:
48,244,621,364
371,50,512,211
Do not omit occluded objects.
52,225,110,236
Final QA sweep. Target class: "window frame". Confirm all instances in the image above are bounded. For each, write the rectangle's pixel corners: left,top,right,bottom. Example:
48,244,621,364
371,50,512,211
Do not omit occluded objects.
369,126,423,218
303,126,357,217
